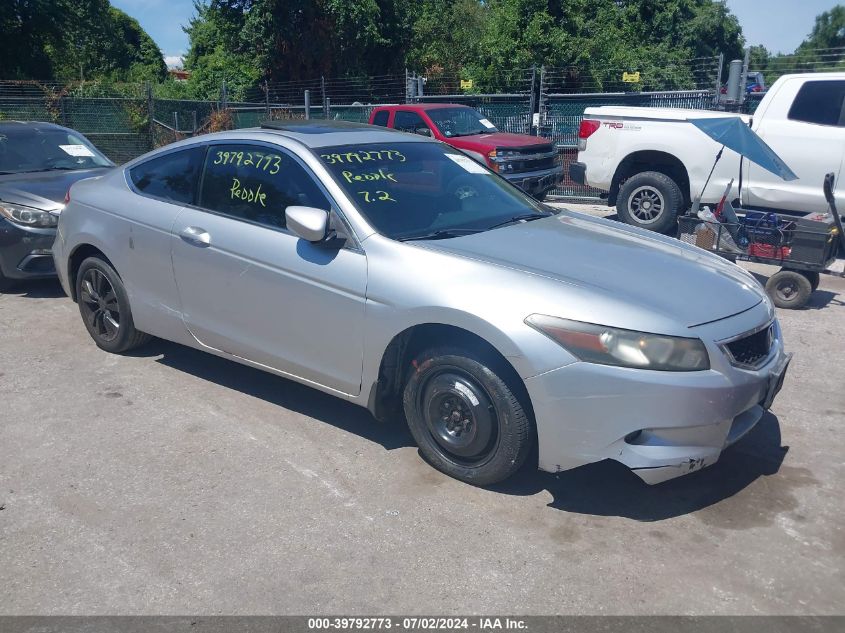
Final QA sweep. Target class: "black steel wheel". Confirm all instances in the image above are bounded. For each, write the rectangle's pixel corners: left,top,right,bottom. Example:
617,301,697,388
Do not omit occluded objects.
765,269,812,309
403,346,533,485
75,256,151,353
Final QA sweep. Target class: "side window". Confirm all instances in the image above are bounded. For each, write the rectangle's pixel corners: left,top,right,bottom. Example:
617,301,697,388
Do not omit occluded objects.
372,110,390,127
394,110,427,133
198,144,330,229
788,80,845,126
129,146,205,204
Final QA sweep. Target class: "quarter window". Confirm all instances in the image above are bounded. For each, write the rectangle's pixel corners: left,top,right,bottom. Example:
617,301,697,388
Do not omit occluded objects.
372,111,390,127
787,80,845,126
129,146,205,204
198,144,330,229
393,111,427,133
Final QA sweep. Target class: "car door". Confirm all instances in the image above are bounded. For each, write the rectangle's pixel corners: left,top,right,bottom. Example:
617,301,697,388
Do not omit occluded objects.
170,142,368,396
746,78,845,213
123,145,206,339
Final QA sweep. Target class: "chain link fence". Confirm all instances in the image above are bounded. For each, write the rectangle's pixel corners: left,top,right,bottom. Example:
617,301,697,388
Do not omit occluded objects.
0,52,796,202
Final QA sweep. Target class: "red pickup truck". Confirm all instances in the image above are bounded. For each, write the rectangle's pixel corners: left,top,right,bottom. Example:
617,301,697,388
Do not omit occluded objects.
368,104,562,199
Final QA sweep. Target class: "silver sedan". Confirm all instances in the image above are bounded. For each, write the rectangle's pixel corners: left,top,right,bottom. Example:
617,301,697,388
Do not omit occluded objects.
53,121,790,486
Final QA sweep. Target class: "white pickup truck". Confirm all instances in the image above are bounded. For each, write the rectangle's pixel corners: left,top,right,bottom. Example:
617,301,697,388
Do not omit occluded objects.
570,72,845,233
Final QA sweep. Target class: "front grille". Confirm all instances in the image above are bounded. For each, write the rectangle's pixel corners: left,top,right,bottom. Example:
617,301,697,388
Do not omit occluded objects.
725,324,774,368
505,145,557,173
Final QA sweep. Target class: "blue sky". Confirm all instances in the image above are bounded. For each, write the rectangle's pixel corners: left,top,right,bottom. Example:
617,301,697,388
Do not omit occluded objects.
112,0,840,66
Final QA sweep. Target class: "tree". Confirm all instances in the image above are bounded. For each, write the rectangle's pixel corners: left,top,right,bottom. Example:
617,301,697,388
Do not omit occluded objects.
0,1,166,82
798,5,845,51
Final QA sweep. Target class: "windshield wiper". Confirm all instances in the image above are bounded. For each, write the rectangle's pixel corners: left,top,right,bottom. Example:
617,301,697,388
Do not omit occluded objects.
397,228,482,242
487,213,550,230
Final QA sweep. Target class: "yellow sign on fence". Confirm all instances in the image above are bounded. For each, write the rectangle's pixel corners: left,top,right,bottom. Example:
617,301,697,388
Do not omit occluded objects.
460,79,474,90
622,72,641,83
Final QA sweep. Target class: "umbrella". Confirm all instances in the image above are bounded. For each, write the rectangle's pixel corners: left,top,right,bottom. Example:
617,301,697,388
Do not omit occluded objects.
688,117,798,181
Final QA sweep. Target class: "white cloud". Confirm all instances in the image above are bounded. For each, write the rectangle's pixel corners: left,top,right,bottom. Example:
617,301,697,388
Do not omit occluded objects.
164,55,185,70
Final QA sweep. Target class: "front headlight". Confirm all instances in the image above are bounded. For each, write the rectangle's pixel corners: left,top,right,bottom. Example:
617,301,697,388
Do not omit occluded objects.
0,202,58,228
525,314,710,371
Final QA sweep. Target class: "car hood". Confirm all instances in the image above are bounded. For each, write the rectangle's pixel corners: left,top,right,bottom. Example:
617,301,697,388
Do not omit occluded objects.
446,132,554,153
419,212,766,328
0,168,111,211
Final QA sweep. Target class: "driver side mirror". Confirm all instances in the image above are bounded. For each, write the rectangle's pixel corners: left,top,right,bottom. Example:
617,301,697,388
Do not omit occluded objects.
415,127,432,137
286,206,328,242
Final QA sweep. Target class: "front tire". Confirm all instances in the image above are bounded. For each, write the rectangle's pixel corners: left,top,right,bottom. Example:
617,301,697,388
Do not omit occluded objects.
75,257,151,353
616,171,684,234
402,346,533,486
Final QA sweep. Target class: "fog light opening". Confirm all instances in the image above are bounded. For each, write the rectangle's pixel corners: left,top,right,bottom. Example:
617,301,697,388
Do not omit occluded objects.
624,430,643,444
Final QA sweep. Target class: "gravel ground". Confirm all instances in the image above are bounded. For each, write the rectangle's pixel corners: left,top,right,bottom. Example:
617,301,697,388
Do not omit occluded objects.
1,212,843,615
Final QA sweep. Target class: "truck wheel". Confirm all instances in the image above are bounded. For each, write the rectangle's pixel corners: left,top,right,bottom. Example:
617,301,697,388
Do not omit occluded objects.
402,346,533,486
766,270,812,309
617,171,684,234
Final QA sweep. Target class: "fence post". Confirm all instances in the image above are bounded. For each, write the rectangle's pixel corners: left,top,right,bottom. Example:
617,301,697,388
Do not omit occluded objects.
221,80,228,109
173,112,179,141
192,111,197,135
405,68,410,103
325,97,331,120
416,76,424,100
714,53,724,108
528,65,537,136
146,82,154,151
320,76,327,116
304,90,311,120
263,80,270,117
537,66,547,137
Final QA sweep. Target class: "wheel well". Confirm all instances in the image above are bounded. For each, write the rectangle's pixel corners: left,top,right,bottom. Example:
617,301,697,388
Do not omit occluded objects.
610,151,690,207
67,244,113,302
368,323,533,425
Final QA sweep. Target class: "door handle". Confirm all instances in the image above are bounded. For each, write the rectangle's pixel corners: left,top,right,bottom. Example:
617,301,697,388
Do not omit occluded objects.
180,226,211,247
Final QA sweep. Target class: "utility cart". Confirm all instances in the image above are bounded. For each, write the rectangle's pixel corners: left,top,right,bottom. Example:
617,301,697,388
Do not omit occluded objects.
678,174,845,309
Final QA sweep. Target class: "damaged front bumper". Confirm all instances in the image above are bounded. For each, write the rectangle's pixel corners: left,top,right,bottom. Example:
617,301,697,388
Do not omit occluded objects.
525,312,790,485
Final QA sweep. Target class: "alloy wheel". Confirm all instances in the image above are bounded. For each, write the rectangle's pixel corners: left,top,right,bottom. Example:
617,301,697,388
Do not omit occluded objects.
627,186,666,225
79,268,121,342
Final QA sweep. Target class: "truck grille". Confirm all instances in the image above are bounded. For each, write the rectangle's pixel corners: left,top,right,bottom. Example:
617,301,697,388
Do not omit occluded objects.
725,324,774,368
507,145,557,173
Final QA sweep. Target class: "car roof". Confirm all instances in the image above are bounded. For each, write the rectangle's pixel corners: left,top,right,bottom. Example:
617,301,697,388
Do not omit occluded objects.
373,103,472,111
256,119,433,148
0,120,70,132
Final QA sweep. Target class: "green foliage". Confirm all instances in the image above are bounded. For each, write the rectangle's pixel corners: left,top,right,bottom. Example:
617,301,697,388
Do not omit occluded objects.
1,1,166,82
799,5,845,50
745,5,845,88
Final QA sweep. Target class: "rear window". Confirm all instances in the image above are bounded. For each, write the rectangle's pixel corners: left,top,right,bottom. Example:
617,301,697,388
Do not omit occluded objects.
788,80,845,126
129,146,205,204
372,111,389,127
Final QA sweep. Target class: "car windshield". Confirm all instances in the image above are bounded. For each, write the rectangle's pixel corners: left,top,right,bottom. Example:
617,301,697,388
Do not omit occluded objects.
426,107,498,137
0,127,113,174
317,142,551,241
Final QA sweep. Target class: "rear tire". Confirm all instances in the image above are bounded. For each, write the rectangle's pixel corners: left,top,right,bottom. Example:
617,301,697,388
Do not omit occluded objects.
402,346,533,486
616,171,684,234
75,257,151,353
766,269,812,309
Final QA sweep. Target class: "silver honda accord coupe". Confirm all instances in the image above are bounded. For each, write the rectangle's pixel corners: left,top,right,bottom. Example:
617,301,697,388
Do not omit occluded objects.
53,120,790,486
